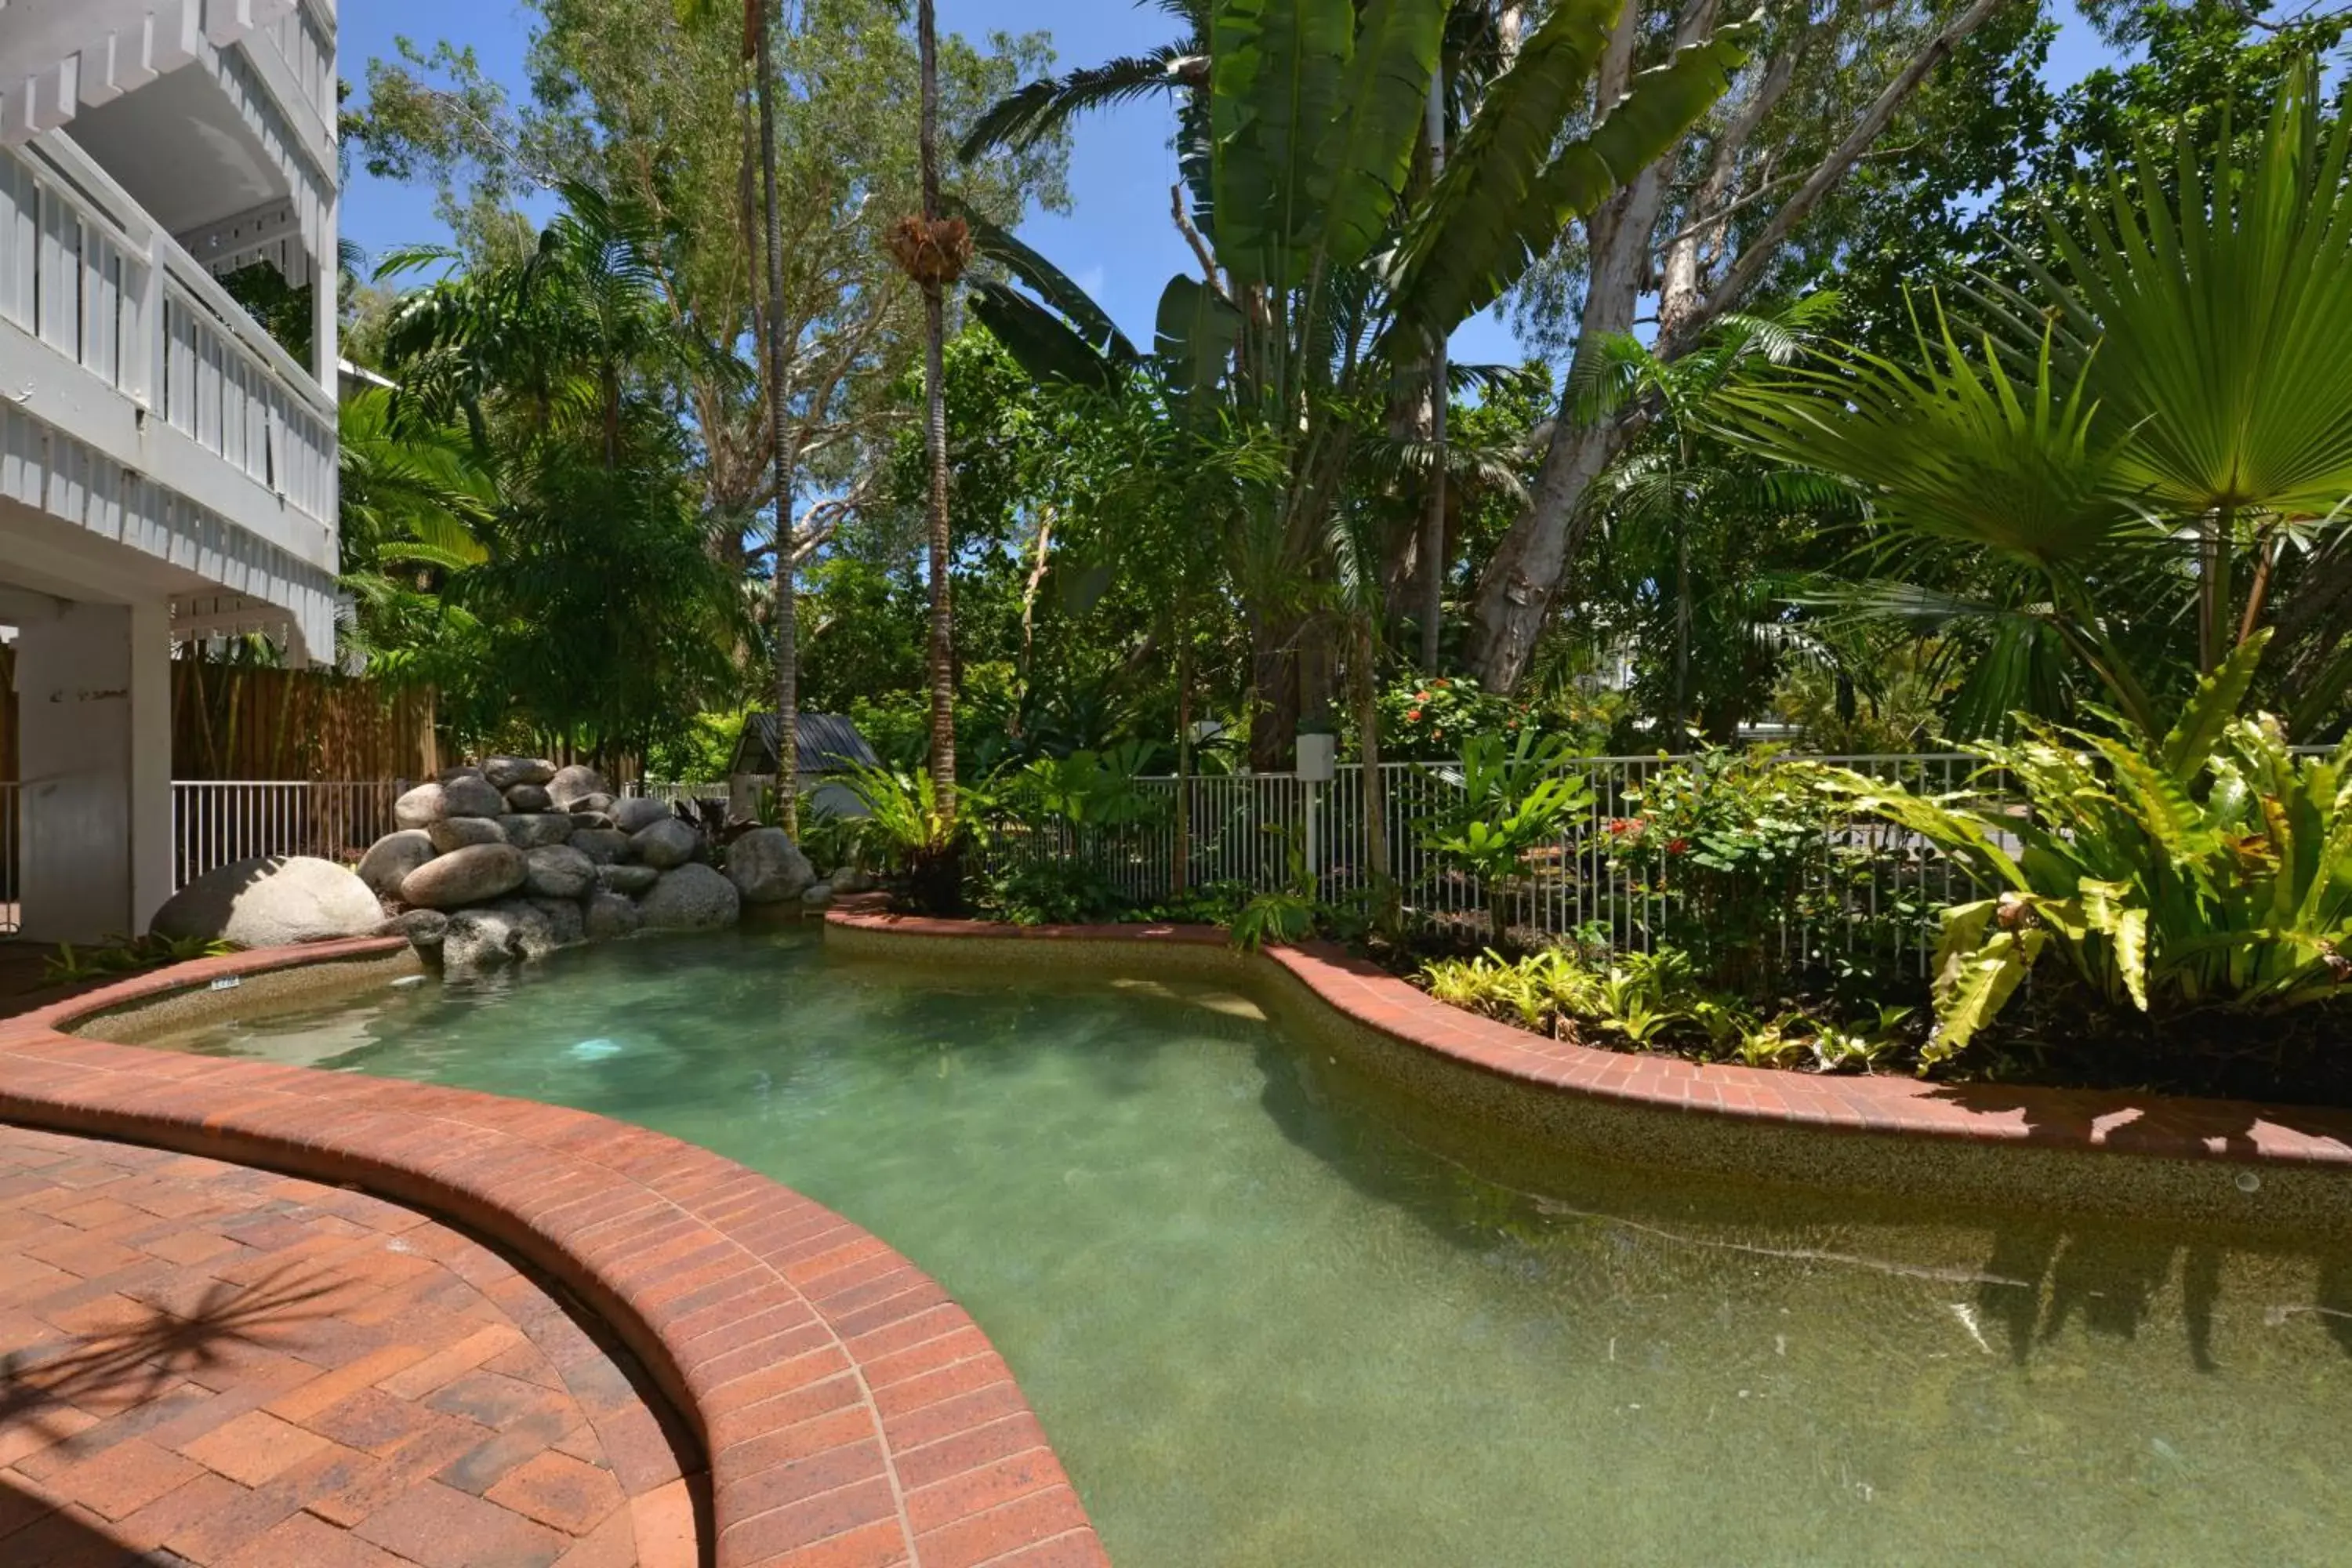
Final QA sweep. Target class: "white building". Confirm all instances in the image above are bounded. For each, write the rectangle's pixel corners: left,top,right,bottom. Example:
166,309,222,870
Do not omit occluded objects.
0,0,339,942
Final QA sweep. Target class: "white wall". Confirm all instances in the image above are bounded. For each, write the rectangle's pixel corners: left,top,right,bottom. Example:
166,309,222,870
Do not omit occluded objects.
14,597,172,942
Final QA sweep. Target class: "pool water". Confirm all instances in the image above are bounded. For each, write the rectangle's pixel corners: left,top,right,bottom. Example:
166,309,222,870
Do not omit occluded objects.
165,931,2352,1566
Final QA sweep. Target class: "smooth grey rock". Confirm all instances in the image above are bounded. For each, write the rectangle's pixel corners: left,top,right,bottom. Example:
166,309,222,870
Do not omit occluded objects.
444,900,560,968
571,811,617,832
426,816,506,855
527,896,587,947
597,864,659,896
613,796,673,835
570,828,630,864
585,891,642,942
549,765,612,809
727,829,816,905
639,863,740,931
400,843,528,909
829,866,876,896
524,844,597,899
151,856,383,948
357,830,437,898
393,782,450,829
440,775,506,820
574,792,618,815
631,818,700,871
383,909,449,949
500,813,573,851
483,755,554,790
800,882,834,909
438,765,486,785
503,783,553,813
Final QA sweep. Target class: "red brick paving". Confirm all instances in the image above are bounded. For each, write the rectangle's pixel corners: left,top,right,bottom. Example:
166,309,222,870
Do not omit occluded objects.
0,1122,700,1567
0,938,1110,1568
827,908,2352,1171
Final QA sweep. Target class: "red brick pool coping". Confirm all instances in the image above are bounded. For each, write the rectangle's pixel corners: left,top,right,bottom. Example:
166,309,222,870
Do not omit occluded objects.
0,938,1109,1568
828,909,2352,1174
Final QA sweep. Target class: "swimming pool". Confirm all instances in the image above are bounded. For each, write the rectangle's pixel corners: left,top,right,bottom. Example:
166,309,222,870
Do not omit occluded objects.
162,928,2352,1566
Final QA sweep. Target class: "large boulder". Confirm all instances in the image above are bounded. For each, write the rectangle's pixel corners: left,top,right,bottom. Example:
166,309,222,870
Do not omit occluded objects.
524,845,597,900
440,775,506,820
151,856,383,948
584,891,642,942
426,816,506,855
444,900,565,969
482,755,554,791
612,796,673,835
598,863,659,896
571,811,618,832
400,843,528,909
549,764,612,810
503,783,553,814
356,830,437,898
631,818,700,871
570,828,630,865
639,863,740,931
501,814,573,851
393,782,451,829
800,883,834,910
726,829,816,905
574,793,618,816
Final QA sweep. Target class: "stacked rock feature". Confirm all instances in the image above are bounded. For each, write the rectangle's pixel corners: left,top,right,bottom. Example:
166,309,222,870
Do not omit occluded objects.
358,758,815,969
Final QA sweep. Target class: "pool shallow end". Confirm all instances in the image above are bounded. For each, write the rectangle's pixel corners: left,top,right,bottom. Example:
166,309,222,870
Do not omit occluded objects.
825,909,2352,1238
0,938,1111,1568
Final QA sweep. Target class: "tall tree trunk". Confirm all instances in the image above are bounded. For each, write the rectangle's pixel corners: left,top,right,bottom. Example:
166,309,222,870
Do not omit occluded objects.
917,0,956,822
753,0,799,837
1248,612,1301,775
1174,633,1192,897
1463,0,2007,693
1419,63,1449,673
1354,618,1394,935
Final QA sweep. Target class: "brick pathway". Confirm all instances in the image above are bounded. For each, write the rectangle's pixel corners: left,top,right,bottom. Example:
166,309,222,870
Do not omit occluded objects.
0,1123,706,1566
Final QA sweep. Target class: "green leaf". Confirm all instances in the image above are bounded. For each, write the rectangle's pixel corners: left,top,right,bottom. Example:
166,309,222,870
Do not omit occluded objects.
1929,928,2044,1061
1155,274,1243,393
957,205,1138,363
2160,627,2270,775
1392,9,1752,339
1211,0,1355,289
967,281,1121,391
1308,0,1447,276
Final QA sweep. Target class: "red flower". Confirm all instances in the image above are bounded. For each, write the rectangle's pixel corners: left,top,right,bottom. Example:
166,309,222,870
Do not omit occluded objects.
1666,837,1691,855
1432,677,1452,689
1608,818,1640,836
1414,691,1432,703
1406,708,1424,721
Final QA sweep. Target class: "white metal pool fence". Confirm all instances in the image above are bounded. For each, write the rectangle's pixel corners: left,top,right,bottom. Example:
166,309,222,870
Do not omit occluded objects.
995,755,1994,975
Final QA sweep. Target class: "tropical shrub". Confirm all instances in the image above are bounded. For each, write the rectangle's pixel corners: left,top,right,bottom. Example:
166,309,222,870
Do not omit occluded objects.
1604,748,1924,995
1419,945,1911,1073
1828,635,2352,1064
1377,676,1521,761
1420,732,1594,946
840,761,978,914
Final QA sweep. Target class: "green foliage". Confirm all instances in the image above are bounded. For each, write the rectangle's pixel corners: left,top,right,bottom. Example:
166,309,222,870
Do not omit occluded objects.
1420,945,1913,1073
841,762,972,865
42,935,238,986
1605,748,1918,995
1230,889,1318,953
1420,731,1593,943
1374,674,1526,761
1828,633,2352,1064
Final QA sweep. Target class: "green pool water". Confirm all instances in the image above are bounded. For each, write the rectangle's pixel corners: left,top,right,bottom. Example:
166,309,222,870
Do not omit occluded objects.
164,930,2352,1566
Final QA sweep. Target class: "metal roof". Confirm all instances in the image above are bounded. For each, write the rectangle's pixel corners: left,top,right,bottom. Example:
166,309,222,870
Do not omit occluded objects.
735,712,878,775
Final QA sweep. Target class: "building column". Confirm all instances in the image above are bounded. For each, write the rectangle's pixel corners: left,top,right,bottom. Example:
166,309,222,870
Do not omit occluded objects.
15,598,174,943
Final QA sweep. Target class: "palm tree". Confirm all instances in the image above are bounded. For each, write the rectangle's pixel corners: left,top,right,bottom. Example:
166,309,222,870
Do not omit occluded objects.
970,0,1755,768
907,0,962,832
1728,62,2352,735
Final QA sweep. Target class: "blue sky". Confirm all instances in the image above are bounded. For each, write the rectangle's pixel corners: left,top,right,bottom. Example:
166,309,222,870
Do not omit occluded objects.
343,2,2123,367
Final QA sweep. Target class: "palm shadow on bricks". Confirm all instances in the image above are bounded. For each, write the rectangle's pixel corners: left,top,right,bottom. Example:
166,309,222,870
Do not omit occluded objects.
1,1264,354,1444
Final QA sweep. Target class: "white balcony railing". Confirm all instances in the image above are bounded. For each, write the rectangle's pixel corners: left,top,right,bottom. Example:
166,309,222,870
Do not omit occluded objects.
0,133,336,535
251,2,338,136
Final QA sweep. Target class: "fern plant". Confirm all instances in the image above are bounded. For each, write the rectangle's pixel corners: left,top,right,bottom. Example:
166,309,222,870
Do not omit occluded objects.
1828,632,2352,1063
1421,731,1595,947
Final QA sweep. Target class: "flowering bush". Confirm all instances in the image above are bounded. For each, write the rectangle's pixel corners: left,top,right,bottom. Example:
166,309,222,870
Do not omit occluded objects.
1604,748,1915,995
1376,675,1522,760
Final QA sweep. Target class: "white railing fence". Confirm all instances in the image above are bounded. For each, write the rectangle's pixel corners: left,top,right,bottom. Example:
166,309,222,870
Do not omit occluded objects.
0,782,18,936
172,782,401,894
630,781,728,807
996,755,1991,975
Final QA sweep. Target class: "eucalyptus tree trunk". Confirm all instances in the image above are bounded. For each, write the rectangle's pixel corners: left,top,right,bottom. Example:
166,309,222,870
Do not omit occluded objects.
1463,0,2009,692
917,0,957,823
753,0,799,837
